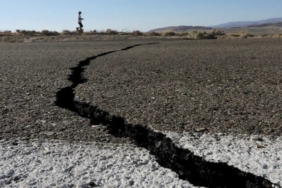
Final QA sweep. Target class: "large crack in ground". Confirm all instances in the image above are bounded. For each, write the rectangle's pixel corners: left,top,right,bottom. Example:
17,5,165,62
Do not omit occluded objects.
55,42,279,188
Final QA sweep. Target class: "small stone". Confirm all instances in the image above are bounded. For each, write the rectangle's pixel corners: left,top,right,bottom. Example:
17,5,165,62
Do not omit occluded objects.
257,144,265,149
129,181,134,186
13,176,20,182
254,137,264,142
89,181,96,187
196,127,208,132
6,169,14,177
91,125,99,128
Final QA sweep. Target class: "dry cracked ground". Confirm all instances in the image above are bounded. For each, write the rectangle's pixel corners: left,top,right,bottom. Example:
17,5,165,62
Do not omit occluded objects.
1,38,282,142
1,38,282,187
77,38,282,137
0,40,149,143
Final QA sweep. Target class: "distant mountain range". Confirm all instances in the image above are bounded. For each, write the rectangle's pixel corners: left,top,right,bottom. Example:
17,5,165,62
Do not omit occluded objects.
210,18,282,28
149,26,212,33
248,21,282,28
149,18,282,32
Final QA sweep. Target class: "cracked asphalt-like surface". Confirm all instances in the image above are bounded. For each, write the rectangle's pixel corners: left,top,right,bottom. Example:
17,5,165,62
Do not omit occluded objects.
0,40,157,143
1,39,282,143
77,38,282,137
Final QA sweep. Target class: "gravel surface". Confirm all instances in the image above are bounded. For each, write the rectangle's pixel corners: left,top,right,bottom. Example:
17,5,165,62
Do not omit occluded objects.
165,132,282,186
76,38,282,137
0,138,198,188
2,39,282,140
0,41,155,142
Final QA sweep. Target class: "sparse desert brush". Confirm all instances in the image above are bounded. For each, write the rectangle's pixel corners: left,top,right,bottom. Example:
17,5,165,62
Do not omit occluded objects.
1,36,9,42
244,33,255,38
0,30,12,36
162,31,175,36
226,33,242,38
96,30,106,35
271,34,282,38
146,32,161,36
132,30,143,36
239,31,249,35
82,32,93,36
106,29,118,35
15,30,39,36
266,34,275,38
3,30,11,34
119,32,131,35
187,31,216,39
61,30,77,35
239,31,254,38
188,31,205,39
19,30,28,35
1,36,23,43
61,30,72,35
211,29,225,36
227,31,255,38
205,33,217,39
259,33,269,38
179,32,189,36
41,30,60,36
262,34,282,38
226,33,241,37
81,30,97,35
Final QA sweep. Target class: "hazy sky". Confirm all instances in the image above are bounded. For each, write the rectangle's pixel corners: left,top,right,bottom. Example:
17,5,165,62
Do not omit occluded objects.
1,0,282,32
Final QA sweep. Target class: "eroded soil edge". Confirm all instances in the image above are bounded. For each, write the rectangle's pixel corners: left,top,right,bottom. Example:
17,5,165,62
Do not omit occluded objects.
55,42,278,188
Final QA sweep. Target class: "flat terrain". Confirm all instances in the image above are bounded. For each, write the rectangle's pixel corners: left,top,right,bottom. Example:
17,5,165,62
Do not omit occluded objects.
0,40,151,143
1,39,282,143
78,39,282,137
1,39,282,187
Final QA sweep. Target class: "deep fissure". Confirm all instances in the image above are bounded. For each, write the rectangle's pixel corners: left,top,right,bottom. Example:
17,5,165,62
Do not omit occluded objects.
55,42,278,188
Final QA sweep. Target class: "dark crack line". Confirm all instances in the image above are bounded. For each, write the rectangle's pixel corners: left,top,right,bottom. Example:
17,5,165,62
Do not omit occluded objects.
55,42,158,111
55,42,279,188
55,50,116,111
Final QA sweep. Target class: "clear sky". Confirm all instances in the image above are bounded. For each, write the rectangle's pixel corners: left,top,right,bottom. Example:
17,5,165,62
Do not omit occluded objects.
1,0,282,32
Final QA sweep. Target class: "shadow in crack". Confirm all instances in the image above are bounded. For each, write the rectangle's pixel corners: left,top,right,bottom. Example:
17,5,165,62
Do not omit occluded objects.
55,50,116,110
74,101,276,188
56,87,77,112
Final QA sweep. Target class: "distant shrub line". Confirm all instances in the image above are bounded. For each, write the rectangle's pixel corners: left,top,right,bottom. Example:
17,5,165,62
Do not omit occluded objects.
1,29,282,42
0,29,220,38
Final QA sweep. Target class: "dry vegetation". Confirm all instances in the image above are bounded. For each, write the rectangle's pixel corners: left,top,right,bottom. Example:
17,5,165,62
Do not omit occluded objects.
1,28,282,43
